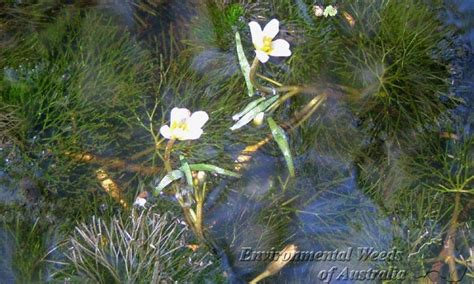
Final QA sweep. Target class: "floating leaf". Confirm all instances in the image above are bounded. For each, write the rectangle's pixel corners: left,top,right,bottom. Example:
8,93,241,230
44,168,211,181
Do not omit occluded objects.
267,117,295,177
232,97,266,121
230,95,279,131
235,31,254,97
154,170,183,195
187,164,241,178
180,155,193,186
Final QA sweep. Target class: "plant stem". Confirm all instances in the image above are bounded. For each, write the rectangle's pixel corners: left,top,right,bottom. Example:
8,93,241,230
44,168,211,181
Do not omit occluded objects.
164,138,175,173
249,58,302,94
250,58,275,94
249,271,271,284
267,88,303,113
256,73,283,87
444,192,461,282
163,138,200,236
289,94,327,130
195,183,206,241
64,150,161,175
430,192,461,282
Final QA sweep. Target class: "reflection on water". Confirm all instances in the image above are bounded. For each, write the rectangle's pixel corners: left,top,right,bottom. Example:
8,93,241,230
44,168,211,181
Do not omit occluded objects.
0,226,15,283
0,0,472,283
446,0,474,137
0,171,22,207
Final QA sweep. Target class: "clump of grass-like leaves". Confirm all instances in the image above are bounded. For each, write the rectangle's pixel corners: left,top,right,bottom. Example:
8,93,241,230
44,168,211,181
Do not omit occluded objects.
61,208,215,282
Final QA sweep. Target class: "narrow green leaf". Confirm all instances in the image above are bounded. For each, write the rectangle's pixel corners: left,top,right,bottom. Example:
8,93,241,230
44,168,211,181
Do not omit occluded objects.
154,170,183,196
267,117,295,177
187,164,242,178
232,96,266,121
180,155,193,186
235,31,254,97
230,95,279,131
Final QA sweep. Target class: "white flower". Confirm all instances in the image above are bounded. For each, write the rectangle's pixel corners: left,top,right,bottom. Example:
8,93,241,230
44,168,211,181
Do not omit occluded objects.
248,19,291,63
313,5,324,17
323,5,338,17
160,107,209,140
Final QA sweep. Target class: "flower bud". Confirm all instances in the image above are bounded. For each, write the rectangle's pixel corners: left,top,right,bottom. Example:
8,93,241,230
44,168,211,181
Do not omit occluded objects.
197,171,207,183
323,5,338,17
252,112,265,126
313,5,324,17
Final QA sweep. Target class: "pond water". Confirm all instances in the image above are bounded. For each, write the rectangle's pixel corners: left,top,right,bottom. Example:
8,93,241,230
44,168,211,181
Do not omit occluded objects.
0,0,472,283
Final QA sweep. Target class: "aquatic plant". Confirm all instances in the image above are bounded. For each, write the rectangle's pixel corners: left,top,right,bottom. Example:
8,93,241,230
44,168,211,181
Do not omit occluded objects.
336,0,458,137
60,208,216,283
204,1,245,50
353,125,473,281
154,106,240,242
0,8,160,218
0,0,471,282
3,12,153,149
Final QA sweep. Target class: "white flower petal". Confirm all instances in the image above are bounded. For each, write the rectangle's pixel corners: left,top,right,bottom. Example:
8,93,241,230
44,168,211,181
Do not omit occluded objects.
249,21,263,46
170,107,191,123
189,111,209,129
255,50,270,63
160,125,171,139
183,129,203,140
263,19,280,39
269,39,291,57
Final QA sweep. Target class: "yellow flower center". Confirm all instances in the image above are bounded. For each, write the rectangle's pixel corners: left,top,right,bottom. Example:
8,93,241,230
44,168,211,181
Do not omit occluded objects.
260,36,273,53
170,120,189,132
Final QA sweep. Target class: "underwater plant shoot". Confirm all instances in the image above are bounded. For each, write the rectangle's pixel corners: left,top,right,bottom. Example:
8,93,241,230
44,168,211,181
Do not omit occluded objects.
0,0,473,283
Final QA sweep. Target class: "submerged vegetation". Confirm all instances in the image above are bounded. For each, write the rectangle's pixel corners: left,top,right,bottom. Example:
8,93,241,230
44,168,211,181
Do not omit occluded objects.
61,209,216,282
0,0,472,282
339,0,458,138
